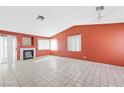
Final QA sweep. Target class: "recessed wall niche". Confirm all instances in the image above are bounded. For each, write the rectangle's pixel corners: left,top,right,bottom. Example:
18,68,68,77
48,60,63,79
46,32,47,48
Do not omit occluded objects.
22,36,33,46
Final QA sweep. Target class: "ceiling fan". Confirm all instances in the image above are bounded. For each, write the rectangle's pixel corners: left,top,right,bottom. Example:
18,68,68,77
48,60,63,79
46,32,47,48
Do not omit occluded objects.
95,6,115,21
96,6,104,21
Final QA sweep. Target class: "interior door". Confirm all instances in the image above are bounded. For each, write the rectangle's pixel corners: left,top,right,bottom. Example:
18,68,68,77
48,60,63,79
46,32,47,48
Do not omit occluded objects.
0,35,17,64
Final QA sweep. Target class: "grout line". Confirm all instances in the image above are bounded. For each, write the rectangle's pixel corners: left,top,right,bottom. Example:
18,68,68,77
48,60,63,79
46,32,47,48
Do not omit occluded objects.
82,63,95,87
10,68,22,87
73,62,89,86
110,66,118,86
22,63,54,87
91,64,97,86
105,65,109,87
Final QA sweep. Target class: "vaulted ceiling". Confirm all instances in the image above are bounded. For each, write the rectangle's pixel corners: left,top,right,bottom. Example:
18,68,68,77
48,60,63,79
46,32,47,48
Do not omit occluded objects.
0,6,124,37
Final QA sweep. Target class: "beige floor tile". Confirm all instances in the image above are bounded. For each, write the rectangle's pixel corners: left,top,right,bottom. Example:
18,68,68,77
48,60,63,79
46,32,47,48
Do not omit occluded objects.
0,55,124,87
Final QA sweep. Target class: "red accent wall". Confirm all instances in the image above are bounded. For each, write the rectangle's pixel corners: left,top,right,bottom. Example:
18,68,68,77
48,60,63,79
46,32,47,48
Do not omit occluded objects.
0,30,50,60
51,23,124,66
1,23,124,66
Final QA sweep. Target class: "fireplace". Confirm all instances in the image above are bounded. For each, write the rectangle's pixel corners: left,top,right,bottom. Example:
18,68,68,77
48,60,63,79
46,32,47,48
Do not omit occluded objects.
23,50,34,60
20,48,36,60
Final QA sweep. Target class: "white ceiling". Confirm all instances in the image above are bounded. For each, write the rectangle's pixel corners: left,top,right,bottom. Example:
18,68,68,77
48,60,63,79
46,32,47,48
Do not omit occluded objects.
0,6,124,37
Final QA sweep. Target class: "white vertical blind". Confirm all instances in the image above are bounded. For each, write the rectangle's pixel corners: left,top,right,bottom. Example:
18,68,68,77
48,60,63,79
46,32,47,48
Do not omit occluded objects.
50,39,58,50
0,36,7,63
38,39,50,50
0,36,3,63
0,35,17,64
7,36,17,62
67,35,81,51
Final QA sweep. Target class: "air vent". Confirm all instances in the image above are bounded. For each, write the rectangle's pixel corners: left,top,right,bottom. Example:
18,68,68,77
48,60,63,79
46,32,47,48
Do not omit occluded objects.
36,15,45,21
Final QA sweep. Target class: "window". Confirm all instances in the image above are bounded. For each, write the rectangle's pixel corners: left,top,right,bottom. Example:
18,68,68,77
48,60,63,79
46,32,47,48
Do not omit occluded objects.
38,39,49,50
50,39,58,50
67,35,81,51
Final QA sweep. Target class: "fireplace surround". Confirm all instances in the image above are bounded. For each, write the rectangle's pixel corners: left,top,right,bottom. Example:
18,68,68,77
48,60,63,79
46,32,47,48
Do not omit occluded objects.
20,48,36,60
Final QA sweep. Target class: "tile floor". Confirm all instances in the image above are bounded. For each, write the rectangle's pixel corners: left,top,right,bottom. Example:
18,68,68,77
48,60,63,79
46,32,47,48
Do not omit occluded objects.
0,55,124,87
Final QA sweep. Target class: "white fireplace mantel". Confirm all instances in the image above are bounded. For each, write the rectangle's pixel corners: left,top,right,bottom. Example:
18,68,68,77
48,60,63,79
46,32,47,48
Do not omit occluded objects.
20,48,36,60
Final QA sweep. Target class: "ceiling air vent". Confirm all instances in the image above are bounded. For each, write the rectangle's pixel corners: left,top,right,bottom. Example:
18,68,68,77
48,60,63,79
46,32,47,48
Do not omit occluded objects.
36,15,45,21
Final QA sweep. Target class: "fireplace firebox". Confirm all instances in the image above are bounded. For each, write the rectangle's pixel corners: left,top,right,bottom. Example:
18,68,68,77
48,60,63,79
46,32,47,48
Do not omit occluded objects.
23,50,34,60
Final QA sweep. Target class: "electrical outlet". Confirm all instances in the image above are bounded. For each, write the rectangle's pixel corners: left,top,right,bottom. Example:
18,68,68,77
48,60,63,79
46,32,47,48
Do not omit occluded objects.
84,56,86,59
